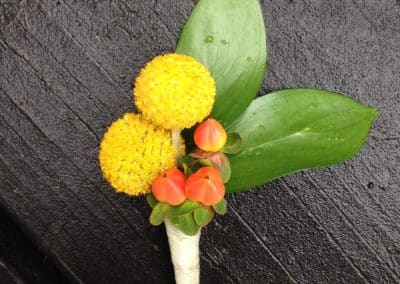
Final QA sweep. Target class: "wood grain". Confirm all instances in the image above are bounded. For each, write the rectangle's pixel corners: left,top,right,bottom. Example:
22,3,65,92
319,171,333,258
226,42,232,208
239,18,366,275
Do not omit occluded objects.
0,204,66,283
0,0,399,283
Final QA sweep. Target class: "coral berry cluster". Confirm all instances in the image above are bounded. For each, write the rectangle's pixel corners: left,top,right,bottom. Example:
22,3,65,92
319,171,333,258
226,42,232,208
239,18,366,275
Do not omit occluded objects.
147,118,242,232
152,166,225,207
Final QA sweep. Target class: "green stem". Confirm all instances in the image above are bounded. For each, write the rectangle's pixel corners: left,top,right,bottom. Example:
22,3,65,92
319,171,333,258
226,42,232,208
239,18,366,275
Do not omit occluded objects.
171,129,182,162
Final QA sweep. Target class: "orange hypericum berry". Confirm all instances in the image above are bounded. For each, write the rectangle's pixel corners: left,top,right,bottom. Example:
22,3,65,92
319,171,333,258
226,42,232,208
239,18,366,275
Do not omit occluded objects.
193,118,227,152
185,167,225,206
152,167,186,206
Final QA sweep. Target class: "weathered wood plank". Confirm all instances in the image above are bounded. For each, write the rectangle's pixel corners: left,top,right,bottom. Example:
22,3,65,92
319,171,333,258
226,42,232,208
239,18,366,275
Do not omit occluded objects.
261,0,400,281
0,0,399,283
0,263,20,284
0,204,67,283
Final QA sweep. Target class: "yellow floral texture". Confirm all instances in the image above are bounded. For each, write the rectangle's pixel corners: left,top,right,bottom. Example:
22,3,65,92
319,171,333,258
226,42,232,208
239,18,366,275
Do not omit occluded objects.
134,53,216,129
99,113,184,196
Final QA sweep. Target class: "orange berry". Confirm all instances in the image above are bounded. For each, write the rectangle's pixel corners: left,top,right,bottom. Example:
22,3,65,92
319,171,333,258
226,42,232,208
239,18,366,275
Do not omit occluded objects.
185,167,225,206
194,118,227,152
152,167,186,206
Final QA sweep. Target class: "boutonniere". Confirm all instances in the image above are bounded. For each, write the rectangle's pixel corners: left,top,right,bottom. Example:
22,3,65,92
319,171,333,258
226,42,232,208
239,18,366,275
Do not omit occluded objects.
99,1,377,283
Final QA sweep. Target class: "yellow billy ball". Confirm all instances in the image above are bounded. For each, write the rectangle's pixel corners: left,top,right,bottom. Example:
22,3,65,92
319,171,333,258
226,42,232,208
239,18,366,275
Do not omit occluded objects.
134,53,216,129
99,113,184,196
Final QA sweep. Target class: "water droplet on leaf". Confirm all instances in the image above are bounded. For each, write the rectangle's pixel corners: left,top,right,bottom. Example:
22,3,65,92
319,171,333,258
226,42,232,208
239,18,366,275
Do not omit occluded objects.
204,35,214,43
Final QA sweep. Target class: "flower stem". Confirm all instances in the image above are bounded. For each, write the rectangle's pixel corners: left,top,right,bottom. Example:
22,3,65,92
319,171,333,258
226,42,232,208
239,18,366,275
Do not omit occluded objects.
165,219,200,284
168,128,201,284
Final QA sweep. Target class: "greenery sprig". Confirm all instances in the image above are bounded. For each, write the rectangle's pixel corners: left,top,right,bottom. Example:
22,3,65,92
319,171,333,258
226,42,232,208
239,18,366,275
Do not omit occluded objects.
98,1,377,282
99,0,376,235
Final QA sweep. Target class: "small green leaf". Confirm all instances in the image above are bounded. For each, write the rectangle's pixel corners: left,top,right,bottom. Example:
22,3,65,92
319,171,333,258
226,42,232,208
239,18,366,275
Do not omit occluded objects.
197,158,213,167
213,198,227,215
168,213,200,236
149,202,170,226
191,158,213,173
219,156,231,183
226,88,378,192
176,0,267,127
194,206,214,227
178,155,195,177
222,132,243,154
169,200,200,217
146,193,158,209
178,155,194,168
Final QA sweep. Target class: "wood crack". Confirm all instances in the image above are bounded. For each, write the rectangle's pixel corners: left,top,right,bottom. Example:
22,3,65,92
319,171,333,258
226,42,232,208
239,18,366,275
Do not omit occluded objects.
230,207,299,284
281,179,372,283
0,97,145,251
37,2,127,98
303,174,400,281
0,87,150,242
15,18,114,117
0,39,100,142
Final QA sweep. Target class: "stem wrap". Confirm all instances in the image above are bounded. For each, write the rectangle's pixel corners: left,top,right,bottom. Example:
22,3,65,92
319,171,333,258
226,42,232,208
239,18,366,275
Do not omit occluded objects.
165,219,201,284
168,129,201,284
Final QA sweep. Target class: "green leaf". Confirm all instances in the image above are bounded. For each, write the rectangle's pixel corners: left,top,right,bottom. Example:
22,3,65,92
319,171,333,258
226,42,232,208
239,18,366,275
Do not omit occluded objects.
146,193,158,208
149,202,170,226
197,158,213,167
194,206,214,227
176,0,267,126
213,198,228,215
226,89,378,193
177,155,194,168
178,155,194,177
169,200,200,217
168,213,200,236
222,132,243,154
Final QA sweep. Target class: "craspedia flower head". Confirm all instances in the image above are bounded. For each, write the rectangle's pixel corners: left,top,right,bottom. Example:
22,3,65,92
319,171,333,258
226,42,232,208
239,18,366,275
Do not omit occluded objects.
99,113,185,196
134,53,216,129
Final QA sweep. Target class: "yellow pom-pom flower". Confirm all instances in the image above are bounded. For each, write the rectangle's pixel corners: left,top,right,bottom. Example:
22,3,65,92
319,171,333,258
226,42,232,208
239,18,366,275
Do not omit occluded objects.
134,53,216,129
99,113,184,196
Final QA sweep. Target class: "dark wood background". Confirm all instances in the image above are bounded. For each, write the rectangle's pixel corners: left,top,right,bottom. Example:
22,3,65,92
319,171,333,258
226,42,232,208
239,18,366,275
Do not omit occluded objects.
0,0,399,283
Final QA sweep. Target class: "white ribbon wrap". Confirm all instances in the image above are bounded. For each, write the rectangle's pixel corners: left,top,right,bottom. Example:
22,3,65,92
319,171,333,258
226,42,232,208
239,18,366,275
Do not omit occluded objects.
165,219,201,284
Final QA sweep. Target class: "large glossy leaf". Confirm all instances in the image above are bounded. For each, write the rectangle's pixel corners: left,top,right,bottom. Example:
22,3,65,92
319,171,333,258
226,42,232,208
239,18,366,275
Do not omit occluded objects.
176,0,267,126
226,89,378,192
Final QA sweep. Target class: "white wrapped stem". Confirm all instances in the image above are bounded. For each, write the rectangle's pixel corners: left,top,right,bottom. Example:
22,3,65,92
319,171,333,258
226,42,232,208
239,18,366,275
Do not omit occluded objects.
168,129,201,284
165,219,201,284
